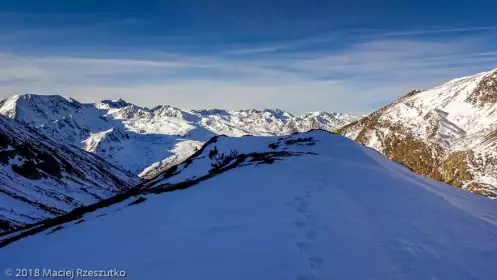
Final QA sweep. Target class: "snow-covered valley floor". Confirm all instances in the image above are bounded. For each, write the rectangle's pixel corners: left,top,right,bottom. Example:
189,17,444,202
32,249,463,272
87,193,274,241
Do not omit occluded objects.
1,131,497,280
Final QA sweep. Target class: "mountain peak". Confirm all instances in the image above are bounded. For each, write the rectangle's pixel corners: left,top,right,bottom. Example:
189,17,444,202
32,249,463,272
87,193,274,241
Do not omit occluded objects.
0,94,82,126
193,109,230,116
261,108,294,118
338,67,497,197
96,98,130,109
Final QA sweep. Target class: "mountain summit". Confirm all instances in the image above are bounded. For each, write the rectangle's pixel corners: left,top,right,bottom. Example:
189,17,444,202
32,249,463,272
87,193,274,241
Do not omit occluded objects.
338,68,497,197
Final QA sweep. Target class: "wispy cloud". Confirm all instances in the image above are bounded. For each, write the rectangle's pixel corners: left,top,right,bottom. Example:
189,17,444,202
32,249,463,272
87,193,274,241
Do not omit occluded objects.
381,26,497,37
1,31,496,114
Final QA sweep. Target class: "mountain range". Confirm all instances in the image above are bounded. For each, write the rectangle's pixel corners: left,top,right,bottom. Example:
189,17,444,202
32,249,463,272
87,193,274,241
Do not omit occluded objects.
0,94,357,178
0,95,356,231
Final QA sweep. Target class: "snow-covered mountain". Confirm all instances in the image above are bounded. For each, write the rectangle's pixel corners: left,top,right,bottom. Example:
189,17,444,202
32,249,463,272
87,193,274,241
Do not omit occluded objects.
0,94,357,178
338,68,497,197
2,131,497,279
0,115,140,233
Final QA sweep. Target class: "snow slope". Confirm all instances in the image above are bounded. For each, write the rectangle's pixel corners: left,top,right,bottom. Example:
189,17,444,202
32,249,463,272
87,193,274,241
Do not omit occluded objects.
2,131,497,280
0,94,357,177
0,115,140,233
338,68,497,197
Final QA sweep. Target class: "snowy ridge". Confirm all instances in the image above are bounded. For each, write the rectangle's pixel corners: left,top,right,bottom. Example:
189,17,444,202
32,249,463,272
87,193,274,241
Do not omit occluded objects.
0,94,357,177
2,131,497,279
0,115,140,233
339,67,497,196
0,94,83,126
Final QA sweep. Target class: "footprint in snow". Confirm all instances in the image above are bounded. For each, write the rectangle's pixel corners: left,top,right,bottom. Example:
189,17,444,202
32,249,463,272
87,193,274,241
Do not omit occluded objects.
305,230,316,240
294,221,306,228
304,190,311,198
297,202,309,214
308,256,323,272
297,241,311,253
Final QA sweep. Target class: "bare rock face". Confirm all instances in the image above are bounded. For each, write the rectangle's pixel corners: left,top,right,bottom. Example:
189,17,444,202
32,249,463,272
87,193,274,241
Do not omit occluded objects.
338,68,497,197
466,70,497,106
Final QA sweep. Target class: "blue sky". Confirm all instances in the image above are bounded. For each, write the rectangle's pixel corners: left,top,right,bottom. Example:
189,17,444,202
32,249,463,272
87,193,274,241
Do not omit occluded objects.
1,0,497,114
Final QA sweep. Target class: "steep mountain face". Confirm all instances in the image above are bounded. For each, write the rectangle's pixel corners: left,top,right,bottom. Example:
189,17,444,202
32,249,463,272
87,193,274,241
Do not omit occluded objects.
2,131,497,280
0,94,357,178
0,115,140,233
338,68,497,197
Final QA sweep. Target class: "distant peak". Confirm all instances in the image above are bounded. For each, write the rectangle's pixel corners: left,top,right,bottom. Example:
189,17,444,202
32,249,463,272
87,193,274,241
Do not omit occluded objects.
298,111,356,119
96,98,130,109
112,98,127,103
152,104,181,111
262,108,294,118
194,109,230,116
0,94,83,126
1,93,82,108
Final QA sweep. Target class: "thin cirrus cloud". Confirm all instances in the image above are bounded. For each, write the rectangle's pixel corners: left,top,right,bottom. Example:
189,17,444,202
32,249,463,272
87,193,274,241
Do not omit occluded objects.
0,31,497,114
379,25,497,37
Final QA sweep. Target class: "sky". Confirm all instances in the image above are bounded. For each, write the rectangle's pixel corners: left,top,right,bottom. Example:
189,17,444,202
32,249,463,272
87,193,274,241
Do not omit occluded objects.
1,0,497,114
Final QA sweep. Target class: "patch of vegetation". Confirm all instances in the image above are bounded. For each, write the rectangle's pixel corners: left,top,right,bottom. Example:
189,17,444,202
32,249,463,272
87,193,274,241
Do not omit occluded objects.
383,135,444,180
466,183,497,198
0,220,16,232
285,137,315,145
442,151,475,187
208,146,219,159
210,150,240,173
248,151,316,165
268,143,279,149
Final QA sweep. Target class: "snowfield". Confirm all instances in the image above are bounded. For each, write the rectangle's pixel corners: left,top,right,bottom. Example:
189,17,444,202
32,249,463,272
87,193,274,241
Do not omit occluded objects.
2,131,497,280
